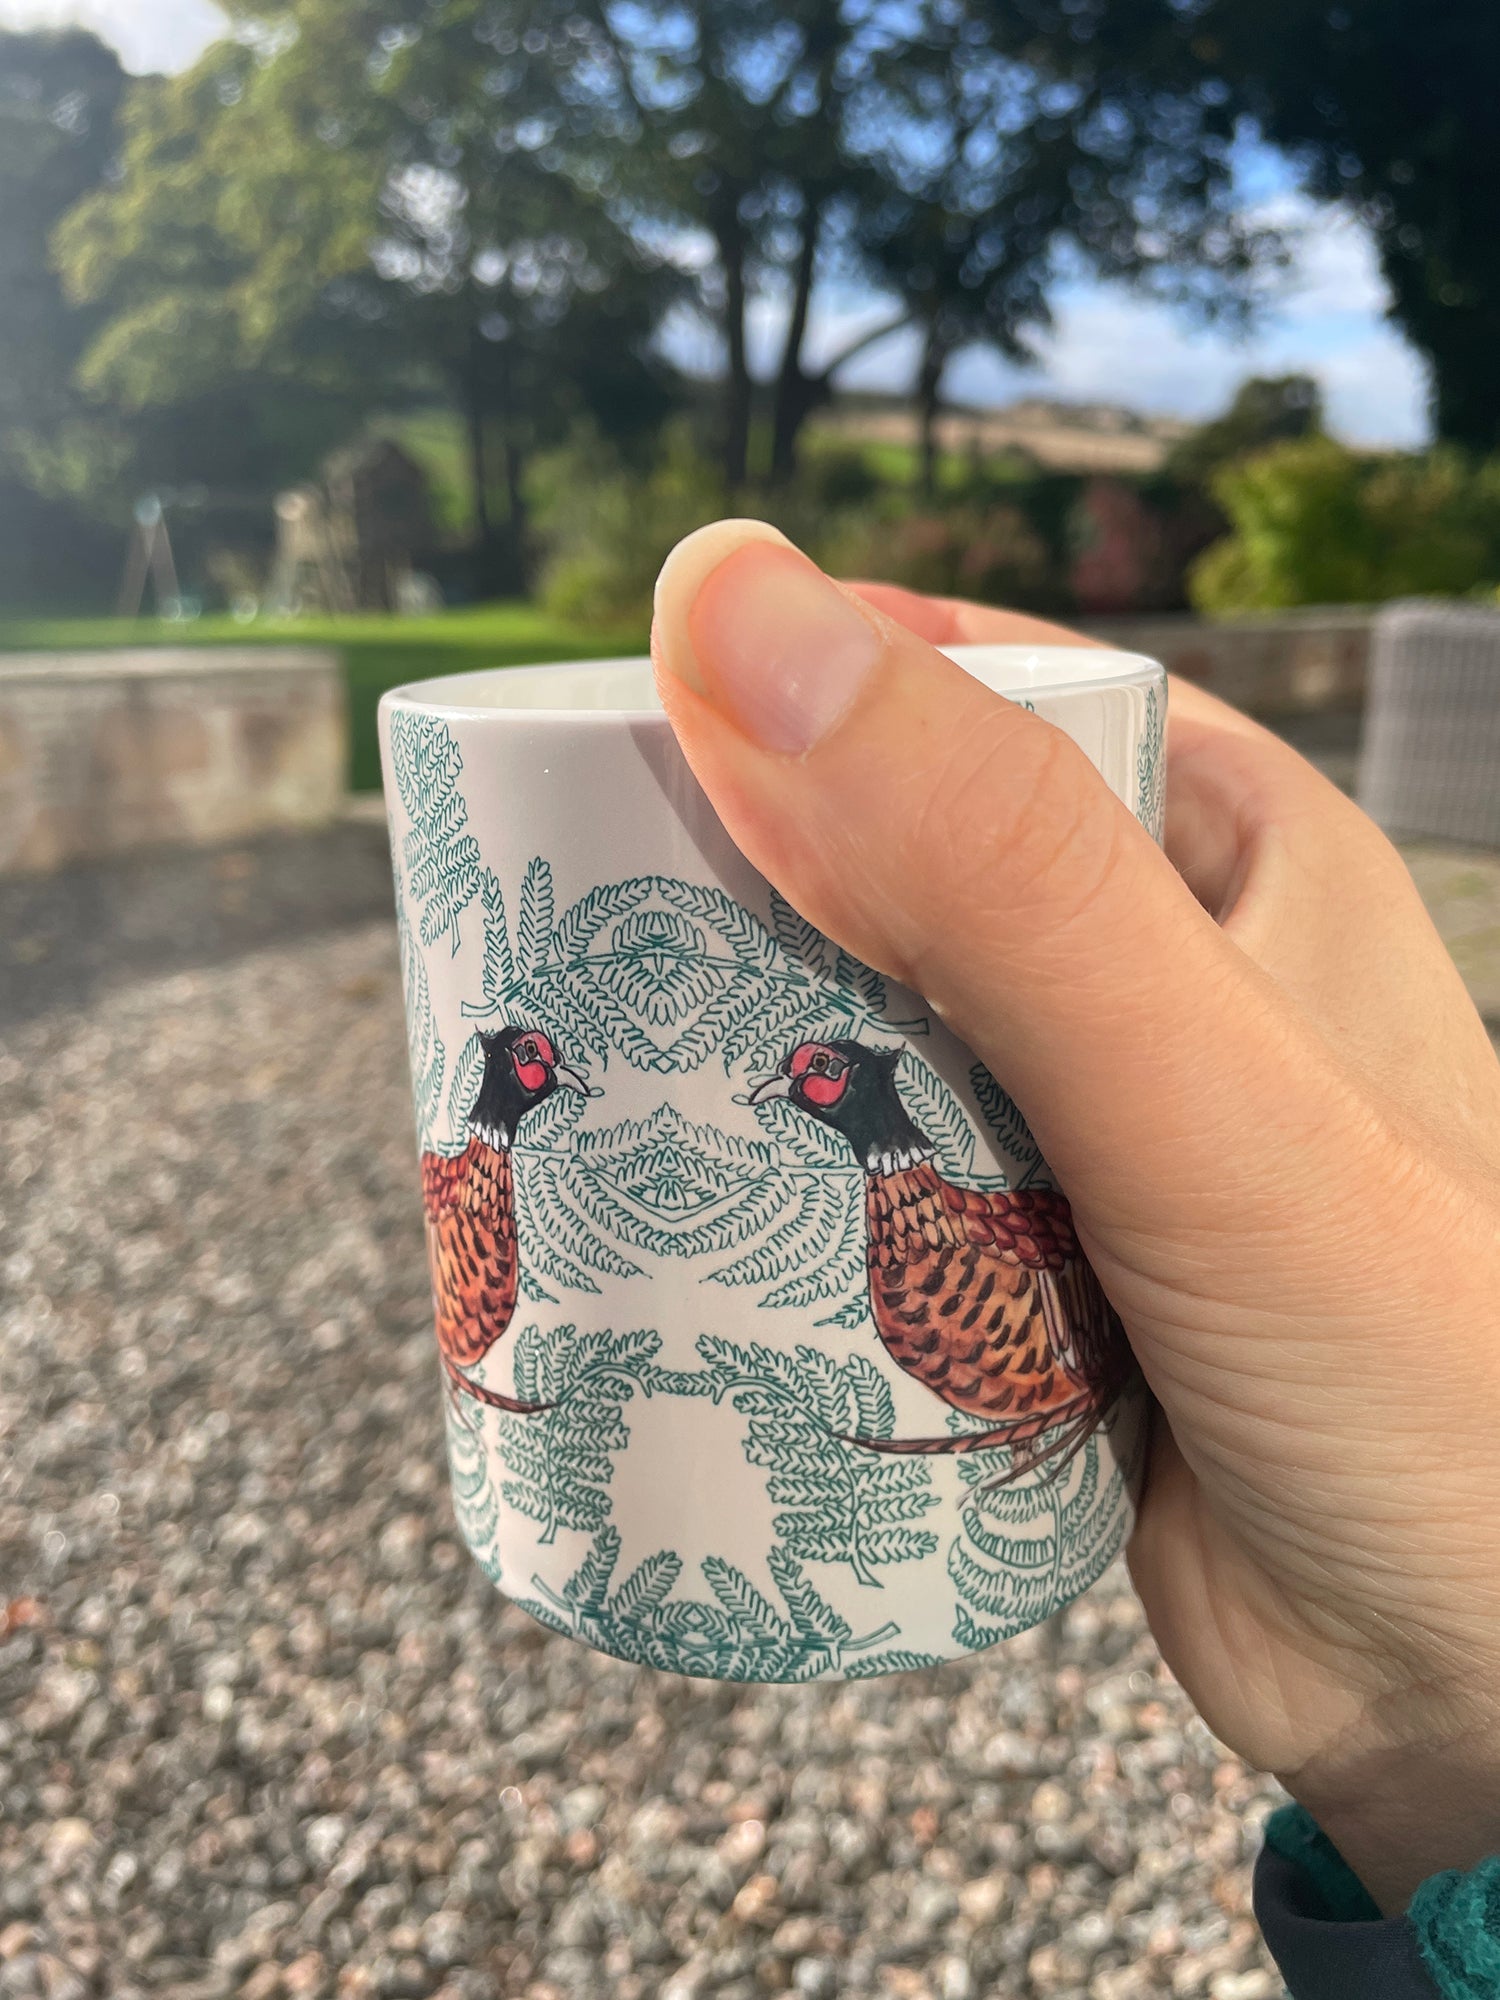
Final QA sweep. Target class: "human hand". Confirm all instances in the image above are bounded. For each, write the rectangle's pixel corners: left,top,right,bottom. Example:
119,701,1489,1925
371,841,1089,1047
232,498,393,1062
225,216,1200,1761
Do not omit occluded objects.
650,520,1500,1913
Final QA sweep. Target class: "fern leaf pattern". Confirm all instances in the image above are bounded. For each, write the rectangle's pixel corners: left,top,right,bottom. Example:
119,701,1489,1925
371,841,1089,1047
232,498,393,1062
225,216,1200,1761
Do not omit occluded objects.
511,1526,912,1682
494,1325,663,1546
444,1400,501,1583
969,1062,1049,1191
945,1433,1130,1649
1138,679,1166,843
385,738,1147,1675
695,1337,939,1586
389,711,482,952
395,880,445,1152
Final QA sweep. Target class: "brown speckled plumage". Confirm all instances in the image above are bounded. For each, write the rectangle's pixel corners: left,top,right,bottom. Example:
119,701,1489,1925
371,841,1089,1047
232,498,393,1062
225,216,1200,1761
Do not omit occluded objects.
859,1163,1130,1465
419,1138,545,1413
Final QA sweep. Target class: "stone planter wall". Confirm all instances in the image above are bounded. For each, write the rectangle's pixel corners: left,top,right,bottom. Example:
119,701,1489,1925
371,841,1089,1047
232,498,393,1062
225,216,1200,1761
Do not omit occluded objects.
1084,609,1373,718
0,648,346,875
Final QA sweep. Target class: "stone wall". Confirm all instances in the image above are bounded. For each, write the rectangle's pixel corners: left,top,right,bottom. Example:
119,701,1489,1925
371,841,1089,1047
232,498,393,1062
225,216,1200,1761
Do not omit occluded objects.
1084,609,1373,718
0,649,346,875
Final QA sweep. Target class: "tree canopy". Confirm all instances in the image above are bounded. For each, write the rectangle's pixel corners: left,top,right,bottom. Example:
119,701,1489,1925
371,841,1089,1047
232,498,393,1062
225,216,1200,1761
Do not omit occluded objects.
0,29,126,488
1198,0,1500,450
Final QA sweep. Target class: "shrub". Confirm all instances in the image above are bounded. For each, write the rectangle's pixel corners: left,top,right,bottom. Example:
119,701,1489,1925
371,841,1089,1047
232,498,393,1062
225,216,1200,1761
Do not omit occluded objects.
532,425,730,628
1190,438,1500,612
819,502,1058,609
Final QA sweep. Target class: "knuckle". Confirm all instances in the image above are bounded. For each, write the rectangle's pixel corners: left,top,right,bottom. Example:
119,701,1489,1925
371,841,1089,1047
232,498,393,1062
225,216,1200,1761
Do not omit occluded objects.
899,708,1117,937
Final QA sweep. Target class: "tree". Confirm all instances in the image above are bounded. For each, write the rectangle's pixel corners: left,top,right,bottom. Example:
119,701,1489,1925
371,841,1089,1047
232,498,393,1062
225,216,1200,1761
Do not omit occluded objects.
856,0,1270,496
564,0,1279,488
1198,0,1500,451
53,37,380,540
0,29,130,603
57,0,680,591
0,28,125,459
1166,373,1323,486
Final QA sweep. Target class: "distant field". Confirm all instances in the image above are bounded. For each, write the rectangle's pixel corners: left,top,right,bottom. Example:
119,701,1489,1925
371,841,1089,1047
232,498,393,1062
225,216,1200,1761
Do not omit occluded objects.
0,604,647,793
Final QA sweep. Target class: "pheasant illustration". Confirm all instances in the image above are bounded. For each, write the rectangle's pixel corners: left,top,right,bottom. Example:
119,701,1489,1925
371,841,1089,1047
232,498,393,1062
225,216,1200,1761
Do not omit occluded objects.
748,1040,1132,1476
420,1026,596,1416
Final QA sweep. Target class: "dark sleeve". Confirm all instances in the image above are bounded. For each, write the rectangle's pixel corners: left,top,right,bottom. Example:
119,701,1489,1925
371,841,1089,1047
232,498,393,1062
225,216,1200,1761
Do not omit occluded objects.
1253,1806,1441,1999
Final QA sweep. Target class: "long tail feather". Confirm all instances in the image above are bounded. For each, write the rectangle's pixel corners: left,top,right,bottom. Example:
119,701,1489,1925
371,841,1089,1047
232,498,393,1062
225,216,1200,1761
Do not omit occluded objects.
444,1355,551,1415
839,1395,1096,1458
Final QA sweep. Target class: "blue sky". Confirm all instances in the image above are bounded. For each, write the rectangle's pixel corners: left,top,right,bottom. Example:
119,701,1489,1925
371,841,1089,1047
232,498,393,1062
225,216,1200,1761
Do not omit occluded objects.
2,0,1431,446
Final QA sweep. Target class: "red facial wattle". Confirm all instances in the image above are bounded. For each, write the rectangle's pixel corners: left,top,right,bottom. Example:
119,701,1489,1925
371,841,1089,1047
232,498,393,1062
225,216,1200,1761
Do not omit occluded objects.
785,1041,850,1108
512,1032,556,1095
801,1069,849,1108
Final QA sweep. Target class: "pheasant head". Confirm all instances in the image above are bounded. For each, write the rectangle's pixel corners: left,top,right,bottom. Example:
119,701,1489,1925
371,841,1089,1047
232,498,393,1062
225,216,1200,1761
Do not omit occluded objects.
467,1027,595,1149
748,1039,934,1175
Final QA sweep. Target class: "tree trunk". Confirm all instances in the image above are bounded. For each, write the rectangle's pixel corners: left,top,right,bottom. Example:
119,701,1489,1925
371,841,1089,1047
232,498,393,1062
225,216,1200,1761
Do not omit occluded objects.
917,324,948,499
502,430,528,593
462,326,507,598
496,330,528,595
770,199,822,485
712,194,752,490
1428,303,1500,452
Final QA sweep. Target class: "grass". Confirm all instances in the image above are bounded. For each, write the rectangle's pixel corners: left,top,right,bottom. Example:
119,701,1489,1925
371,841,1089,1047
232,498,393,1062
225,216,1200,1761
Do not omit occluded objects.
0,602,648,793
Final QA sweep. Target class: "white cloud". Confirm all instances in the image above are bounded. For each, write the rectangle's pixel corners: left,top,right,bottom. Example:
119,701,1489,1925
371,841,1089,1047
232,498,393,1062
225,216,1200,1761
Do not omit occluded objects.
0,0,223,74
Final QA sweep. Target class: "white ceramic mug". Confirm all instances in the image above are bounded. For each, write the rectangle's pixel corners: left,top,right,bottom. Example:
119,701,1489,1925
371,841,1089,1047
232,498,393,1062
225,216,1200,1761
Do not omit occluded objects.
380,646,1164,1682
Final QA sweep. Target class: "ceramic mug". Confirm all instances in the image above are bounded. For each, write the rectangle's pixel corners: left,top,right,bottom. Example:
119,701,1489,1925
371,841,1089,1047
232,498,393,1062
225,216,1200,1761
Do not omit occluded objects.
379,645,1164,1682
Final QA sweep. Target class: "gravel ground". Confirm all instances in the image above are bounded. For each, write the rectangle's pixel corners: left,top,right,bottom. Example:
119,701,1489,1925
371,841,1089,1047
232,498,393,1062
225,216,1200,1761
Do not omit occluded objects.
3,823,1496,2000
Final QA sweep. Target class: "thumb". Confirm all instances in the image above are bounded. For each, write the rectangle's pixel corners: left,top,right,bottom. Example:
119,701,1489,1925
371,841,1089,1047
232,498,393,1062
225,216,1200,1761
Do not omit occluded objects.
650,520,1328,1229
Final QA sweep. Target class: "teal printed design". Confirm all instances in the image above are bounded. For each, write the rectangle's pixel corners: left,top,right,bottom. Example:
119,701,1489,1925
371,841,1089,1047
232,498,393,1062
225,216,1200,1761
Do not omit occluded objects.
464,864,920,1075
446,1399,501,1582
1138,679,1166,841
495,1324,662,1544
395,873,446,1151
513,1526,943,1682
969,1062,1049,1190
501,1088,642,1301
694,1337,940,1586
389,711,482,951
712,1053,997,1320
566,1107,786,1260
946,1433,1128,1651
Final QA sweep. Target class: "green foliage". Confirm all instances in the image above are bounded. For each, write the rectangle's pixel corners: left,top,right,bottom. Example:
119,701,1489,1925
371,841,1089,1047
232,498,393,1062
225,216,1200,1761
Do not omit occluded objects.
387,710,482,951
1191,440,1500,612
534,425,731,627
821,502,1060,611
0,29,131,603
0,30,125,464
946,1434,1129,1649
495,1325,663,1546
1197,0,1500,449
696,1337,940,1587
513,1524,930,1681
1166,375,1323,488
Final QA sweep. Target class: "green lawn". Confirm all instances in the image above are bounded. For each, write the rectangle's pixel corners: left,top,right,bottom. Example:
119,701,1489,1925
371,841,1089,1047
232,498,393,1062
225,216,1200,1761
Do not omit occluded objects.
0,602,647,792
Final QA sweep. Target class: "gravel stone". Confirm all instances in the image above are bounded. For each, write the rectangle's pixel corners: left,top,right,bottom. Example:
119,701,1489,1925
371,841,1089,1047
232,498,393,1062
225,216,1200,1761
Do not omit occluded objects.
7,823,1493,1998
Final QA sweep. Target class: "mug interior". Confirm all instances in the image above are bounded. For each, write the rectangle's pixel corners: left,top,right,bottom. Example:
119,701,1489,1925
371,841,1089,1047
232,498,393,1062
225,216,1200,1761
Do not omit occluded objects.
383,645,1160,719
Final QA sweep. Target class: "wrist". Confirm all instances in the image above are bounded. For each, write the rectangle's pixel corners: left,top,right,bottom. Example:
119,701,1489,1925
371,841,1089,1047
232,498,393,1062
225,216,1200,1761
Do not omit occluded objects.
1288,1694,1500,1913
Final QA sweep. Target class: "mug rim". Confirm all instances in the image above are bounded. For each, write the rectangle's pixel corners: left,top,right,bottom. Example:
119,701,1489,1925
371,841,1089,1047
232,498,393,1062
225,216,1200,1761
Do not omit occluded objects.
379,645,1164,725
